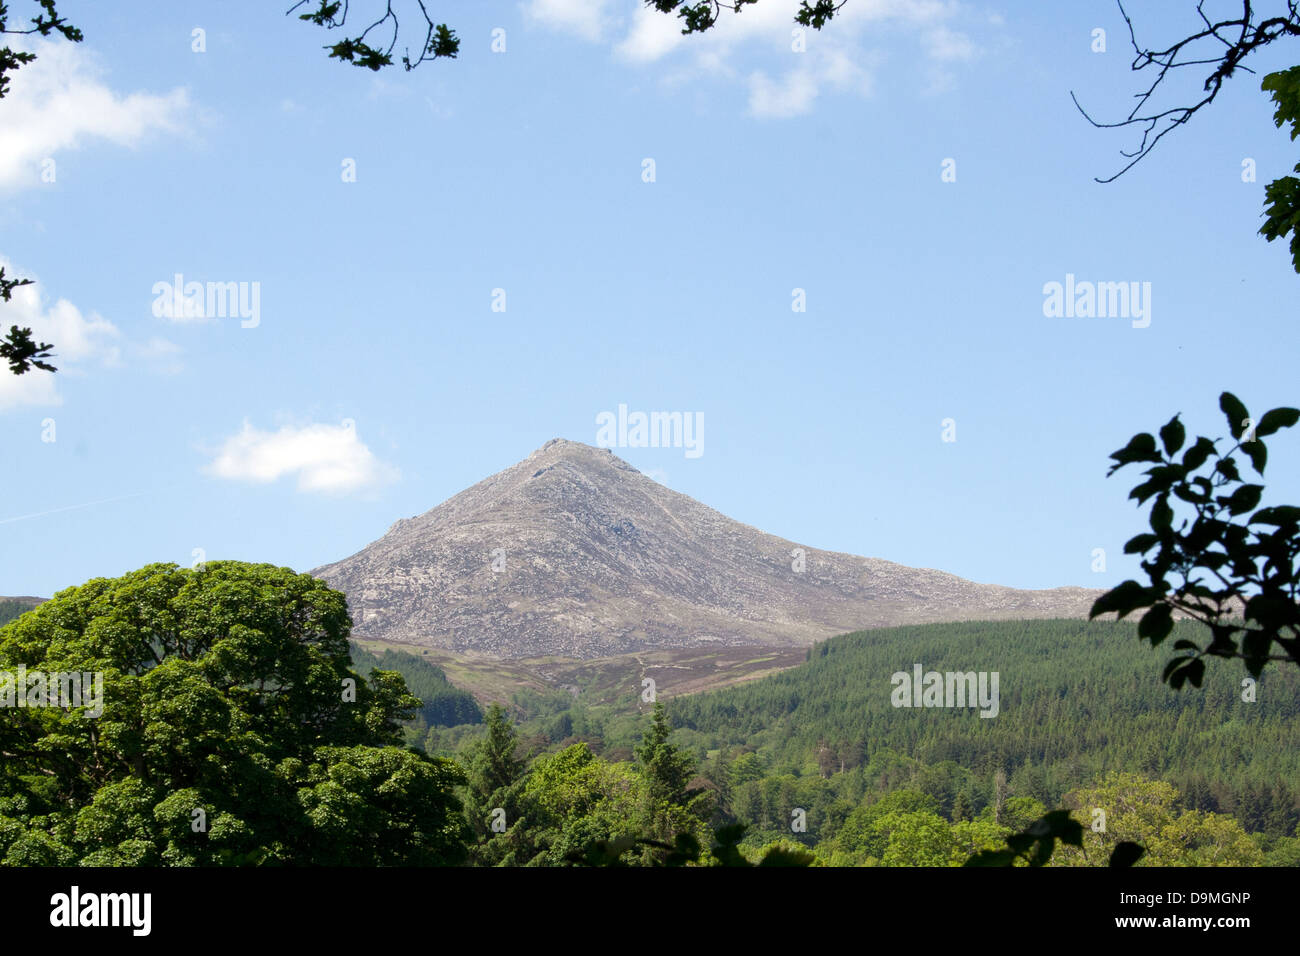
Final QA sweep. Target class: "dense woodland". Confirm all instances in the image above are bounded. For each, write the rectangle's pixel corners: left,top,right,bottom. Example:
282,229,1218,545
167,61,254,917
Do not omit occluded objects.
384,618,1300,866
1,566,1295,866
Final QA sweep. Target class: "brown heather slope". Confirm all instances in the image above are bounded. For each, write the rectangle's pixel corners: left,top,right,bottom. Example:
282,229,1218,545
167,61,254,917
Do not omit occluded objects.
313,438,1102,660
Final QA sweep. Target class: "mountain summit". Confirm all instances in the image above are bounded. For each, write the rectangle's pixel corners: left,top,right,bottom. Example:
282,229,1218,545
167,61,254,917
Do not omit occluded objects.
313,439,1100,659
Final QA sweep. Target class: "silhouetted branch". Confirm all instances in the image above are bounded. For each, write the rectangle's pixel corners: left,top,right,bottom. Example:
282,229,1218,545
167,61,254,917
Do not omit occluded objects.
1075,1,1300,182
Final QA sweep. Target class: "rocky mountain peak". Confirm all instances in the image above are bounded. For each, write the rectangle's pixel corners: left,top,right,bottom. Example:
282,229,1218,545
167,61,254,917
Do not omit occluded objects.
313,442,1101,659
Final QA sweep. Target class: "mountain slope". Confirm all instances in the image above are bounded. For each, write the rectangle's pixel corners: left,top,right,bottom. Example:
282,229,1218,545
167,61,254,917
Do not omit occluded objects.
313,439,1101,659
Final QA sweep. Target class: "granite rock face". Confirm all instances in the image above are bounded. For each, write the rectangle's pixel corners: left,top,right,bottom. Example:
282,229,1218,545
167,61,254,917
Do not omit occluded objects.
313,438,1101,659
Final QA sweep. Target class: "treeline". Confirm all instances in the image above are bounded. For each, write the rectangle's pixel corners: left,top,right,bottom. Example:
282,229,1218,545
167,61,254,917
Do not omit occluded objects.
349,643,483,728
662,619,1300,838
429,617,1300,863
1,565,1292,866
421,616,1294,863
451,704,1299,866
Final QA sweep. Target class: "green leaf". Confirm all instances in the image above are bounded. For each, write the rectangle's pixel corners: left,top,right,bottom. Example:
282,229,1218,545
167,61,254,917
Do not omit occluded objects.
1260,170,1300,274
1220,393,1250,440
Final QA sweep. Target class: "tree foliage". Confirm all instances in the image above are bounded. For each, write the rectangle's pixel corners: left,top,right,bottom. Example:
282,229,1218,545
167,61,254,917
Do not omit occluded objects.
0,1,83,377
289,0,459,71
1092,392,1300,686
0,561,467,865
349,644,482,727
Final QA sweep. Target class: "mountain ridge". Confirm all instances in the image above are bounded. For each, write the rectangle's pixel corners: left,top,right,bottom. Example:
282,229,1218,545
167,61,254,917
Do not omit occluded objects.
313,438,1102,659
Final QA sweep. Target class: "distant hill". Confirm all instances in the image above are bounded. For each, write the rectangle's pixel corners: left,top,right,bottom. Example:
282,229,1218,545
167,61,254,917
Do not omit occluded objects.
315,439,1101,659
0,596,44,627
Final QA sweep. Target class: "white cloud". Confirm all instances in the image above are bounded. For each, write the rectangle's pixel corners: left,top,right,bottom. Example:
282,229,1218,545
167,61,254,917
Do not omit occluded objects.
748,69,820,118
0,38,190,190
925,26,975,61
205,421,400,494
0,259,120,410
747,47,874,118
614,3,686,63
534,0,978,117
523,0,616,42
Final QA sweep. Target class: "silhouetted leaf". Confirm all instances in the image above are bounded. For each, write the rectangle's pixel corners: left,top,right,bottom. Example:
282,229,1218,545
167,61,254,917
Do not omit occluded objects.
1138,604,1173,644
1255,407,1300,437
1251,505,1300,526
963,849,1018,867
1220,392,1250,439
1109,842,1145,867
1090,580,1151,620
1181,436,1217,471
1124,533,1159,554
1159,415,1185,455
1108,433,1161,474
1222,484,1264,516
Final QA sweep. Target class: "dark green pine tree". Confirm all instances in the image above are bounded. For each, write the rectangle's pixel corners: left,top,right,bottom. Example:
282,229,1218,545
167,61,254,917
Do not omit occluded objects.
952,791,972,823
635,702,695,807
463,704,526,864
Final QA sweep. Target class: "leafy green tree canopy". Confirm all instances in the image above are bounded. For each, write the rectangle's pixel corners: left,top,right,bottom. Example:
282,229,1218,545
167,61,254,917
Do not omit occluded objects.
0,561,467,865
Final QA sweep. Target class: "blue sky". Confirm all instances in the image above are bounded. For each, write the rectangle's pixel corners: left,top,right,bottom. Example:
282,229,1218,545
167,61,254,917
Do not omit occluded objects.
1,0,1297,600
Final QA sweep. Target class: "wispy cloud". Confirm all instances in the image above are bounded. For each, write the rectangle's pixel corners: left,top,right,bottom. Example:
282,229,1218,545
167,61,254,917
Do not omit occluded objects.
0,489,152,525
0,38,190,190
205,420,399,494
525,0,979,118
523,0,616,42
